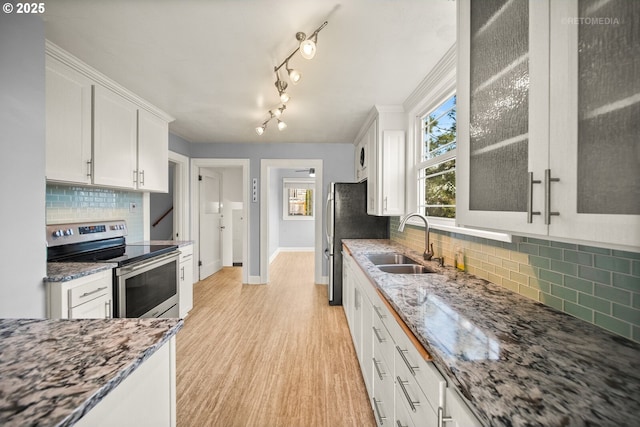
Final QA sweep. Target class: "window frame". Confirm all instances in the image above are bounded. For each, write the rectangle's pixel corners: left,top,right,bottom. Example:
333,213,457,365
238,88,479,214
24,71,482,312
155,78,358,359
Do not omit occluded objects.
282,178,315,221
416,92,457,223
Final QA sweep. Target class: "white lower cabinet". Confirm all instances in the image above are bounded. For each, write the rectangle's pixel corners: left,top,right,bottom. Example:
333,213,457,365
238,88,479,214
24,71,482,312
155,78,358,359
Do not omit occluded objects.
178,244,194,318
343,249,481,427
47,270,113,319
75,336,177,427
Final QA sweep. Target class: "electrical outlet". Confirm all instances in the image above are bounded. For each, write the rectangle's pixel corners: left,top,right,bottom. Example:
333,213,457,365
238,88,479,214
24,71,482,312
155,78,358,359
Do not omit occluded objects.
129,202,137,212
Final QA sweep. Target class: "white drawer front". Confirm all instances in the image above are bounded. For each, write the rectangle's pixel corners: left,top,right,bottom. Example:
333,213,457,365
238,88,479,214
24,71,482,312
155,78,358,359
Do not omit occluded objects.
394,326,447,411
68,275,111,308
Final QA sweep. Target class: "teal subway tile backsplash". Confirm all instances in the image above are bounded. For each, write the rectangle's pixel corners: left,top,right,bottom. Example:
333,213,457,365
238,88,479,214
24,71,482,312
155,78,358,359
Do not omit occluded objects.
391,219,640,343
46,184,144,242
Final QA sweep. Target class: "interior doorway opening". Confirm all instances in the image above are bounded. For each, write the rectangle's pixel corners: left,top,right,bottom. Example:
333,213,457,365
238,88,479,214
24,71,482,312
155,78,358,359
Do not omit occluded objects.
191,158,249,285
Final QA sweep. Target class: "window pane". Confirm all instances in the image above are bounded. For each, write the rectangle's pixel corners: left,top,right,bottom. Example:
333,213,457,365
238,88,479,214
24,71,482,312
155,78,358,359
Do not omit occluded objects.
422,159,456,218
423,95,457,161
288,188,313,217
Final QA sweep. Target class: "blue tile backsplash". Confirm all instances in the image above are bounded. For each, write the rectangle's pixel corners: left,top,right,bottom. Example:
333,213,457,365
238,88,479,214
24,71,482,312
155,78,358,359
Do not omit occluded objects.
46,184,144,243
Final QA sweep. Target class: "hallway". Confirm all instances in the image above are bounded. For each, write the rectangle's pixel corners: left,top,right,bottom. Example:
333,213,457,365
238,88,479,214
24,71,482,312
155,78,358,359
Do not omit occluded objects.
176,252,376,426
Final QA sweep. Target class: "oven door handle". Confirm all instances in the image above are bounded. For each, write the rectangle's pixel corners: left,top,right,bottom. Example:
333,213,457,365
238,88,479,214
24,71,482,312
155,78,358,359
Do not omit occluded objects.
116,251,179,276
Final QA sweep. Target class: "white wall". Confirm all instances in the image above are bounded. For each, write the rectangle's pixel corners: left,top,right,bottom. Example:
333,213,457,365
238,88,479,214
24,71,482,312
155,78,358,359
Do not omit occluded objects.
0,14,47,317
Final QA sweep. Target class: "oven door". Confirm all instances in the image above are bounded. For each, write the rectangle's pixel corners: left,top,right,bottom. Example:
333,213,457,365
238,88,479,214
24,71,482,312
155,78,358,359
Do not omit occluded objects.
115,251,180,318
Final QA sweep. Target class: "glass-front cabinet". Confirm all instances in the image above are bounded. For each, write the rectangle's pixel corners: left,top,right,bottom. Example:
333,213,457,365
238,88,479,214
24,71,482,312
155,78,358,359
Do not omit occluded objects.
457,0,639,250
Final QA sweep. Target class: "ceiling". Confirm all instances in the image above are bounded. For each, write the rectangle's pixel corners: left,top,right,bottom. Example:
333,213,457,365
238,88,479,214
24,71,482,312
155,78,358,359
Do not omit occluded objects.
43,0,456,144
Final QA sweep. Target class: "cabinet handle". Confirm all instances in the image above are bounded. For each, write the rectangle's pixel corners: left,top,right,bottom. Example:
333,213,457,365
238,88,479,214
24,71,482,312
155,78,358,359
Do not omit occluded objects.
373,357,386,380
373,326,386,343
105,299,112,319
544,169,560,225
527,172,541,223
373,305,387,319
397,376,420,412
180,266,185,280
396,420,408,427
372,398,387,424
396,346,419,376
86,160,92,179
80,286,108,299
384,196,388,212
438,407,454,427
133,170,138,184
140,170,145,185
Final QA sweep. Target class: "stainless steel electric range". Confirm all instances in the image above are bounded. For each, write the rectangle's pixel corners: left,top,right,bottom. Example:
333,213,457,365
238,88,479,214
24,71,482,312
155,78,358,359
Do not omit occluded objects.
46,220,179,318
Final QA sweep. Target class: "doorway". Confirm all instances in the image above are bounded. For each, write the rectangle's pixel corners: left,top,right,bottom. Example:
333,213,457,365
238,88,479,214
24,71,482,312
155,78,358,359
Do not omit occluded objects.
191,159,249,284
149,151,189,241
198,168,223,279
260,159,323,285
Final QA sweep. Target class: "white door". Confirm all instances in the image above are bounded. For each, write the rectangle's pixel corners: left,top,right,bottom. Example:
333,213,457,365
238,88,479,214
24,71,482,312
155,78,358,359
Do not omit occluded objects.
199,169,223,280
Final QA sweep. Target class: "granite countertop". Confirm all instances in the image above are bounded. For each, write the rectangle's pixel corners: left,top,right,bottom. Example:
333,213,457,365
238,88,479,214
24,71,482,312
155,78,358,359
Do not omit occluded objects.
45,262,117,282
343,239,640,427
0,318,183,427
130,240,193,248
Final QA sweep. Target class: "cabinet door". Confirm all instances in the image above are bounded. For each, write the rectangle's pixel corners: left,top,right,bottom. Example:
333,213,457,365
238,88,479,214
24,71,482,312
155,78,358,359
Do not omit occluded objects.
138,109,169,192
45,57,93,184
69,293,111,319
380,130,405,216
548,0,640,249
93,85,138,189
361,294,374,397
179,246,194,317
367,119,379,215
457,0,548,236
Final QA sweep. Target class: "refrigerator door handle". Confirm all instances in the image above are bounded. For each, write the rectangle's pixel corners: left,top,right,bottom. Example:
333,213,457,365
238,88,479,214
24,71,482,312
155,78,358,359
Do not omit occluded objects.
325,191,333,248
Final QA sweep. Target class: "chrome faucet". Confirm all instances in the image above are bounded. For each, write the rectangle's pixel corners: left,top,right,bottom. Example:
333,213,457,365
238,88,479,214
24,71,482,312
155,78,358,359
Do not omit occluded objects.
398,213,434,261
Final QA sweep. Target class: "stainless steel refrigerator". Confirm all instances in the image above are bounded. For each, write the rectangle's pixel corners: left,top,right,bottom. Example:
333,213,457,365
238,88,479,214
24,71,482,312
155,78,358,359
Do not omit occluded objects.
326,181,389,305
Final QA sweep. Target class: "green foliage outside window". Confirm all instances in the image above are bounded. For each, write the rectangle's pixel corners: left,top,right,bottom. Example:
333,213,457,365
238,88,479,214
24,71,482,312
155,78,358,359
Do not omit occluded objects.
421,95,456,218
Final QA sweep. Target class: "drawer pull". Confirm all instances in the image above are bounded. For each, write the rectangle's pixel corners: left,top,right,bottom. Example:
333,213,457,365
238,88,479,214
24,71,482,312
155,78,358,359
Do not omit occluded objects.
438,406,454,427
105,299,112,319
373,398,387,424
373,326,386,343
397,376,420,412
79,286,108,299
396,346,419,376
396,420,408,427
373,305,387,319
373,357,386,380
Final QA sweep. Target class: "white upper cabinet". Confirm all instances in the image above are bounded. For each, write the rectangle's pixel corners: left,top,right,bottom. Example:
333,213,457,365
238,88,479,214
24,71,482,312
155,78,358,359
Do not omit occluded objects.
45,41,174,193
457,0,639,250
357,106,406,217
45,56,93,184
93,85,138,189
137,109,169,192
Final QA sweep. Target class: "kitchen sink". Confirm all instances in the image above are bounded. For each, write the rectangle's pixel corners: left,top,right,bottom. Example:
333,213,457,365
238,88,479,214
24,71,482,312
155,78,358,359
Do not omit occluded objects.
366,253,418,265
377,264,435,274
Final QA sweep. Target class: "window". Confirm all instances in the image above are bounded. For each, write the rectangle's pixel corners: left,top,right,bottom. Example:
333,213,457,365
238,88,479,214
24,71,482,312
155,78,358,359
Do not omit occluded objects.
283,179,314,220
417,94,456,219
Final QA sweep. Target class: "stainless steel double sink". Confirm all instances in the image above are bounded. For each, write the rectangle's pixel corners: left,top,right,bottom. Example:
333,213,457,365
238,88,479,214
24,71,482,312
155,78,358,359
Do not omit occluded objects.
366,253,436,274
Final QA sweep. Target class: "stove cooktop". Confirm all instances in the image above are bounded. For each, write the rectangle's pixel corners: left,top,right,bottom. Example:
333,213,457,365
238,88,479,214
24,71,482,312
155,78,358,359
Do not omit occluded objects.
68,244,178,266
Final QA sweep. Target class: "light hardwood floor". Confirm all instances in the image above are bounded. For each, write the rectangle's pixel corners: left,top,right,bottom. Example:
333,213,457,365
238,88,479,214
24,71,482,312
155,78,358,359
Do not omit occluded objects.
176,252,376,427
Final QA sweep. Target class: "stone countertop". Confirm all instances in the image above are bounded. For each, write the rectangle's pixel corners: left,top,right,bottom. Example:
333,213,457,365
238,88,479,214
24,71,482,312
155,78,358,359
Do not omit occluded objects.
0,318,183,427
342,239,640,427
45,262,117,282
129,240,193,248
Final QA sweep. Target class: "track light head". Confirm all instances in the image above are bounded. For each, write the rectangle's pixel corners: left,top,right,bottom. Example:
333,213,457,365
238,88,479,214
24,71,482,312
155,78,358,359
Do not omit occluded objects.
299,38,317,59
286,62,302,84
277,119,287,131
256,122,267,135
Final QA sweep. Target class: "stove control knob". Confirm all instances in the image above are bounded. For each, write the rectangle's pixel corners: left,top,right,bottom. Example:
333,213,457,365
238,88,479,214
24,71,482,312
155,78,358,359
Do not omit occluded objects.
52,230,63,238
63,229,73,236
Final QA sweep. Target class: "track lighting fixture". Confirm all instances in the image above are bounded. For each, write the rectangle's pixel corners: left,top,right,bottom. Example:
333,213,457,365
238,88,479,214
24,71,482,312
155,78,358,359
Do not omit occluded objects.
255,104,287,135
255,20,328,135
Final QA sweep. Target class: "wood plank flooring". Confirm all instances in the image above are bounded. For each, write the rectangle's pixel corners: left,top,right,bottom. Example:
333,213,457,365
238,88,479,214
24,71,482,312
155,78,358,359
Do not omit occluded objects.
176,252,376,427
